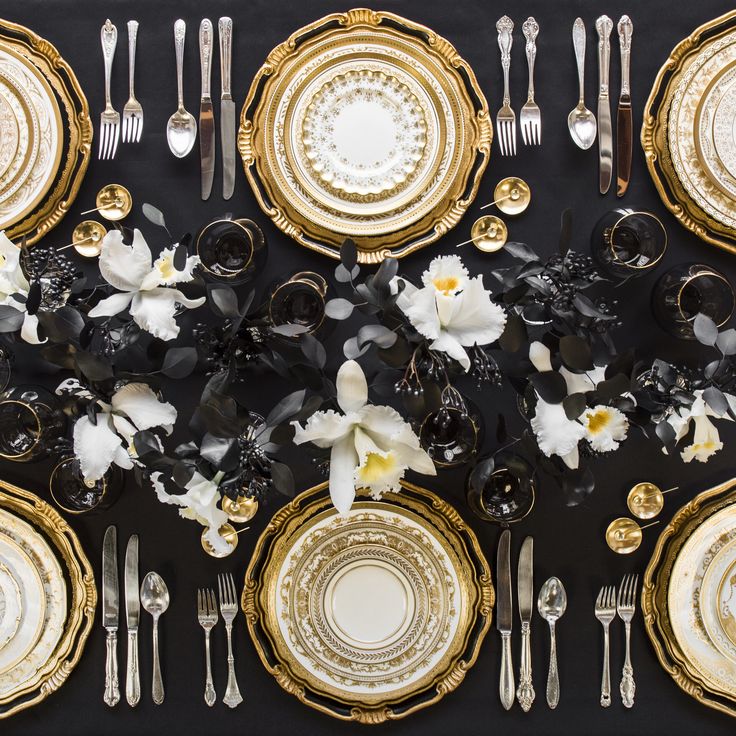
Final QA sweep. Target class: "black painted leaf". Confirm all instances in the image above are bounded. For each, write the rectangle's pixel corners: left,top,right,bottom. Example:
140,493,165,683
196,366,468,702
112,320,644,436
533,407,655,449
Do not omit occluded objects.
496,413,507,443
271,461,295,497
324,298,354,320
142,203,167,229
161,346,198,378
469,455,495,490
207,284,240,318
37,306,85,342
573,294,617,320
498,312,526,352
290,363,325,392
371,369,401,397
173,242,188,271
334,263,359,283
344,336,370,360
200,434,239,470
75,350,113,382
266,389,306,428
300,333,326,369
655,419,676,452
563,392,588,420
268,423,296,445
529,371,567,404
373,257,399,294
559,335,593,370
504,241,540,263
717,328,736,355
340,238,358,271
704,359,722,380
357,324,397,349
41,342,76,370
559,208,573,255
703,385,729,416
199,393,240,437
270,323,310,337
377,335,412,368
25,282,42,315
562,466,594,507
693,313,719,346
594,373,630,400
172,460,196,488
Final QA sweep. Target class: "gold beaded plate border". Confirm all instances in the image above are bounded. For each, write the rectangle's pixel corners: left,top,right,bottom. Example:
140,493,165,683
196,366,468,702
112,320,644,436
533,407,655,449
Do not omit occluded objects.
238,8,492,264
242,480,493,723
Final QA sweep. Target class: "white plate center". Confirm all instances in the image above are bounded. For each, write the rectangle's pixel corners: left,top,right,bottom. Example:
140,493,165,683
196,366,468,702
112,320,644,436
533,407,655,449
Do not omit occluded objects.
332,99,397,171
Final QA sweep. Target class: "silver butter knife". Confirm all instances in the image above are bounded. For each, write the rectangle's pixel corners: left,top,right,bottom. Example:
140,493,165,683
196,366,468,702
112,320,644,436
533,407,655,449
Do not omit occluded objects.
517,536,535,711
596,15,613,194
102,525,120,707
219,17,235,200
124,534,140,707
199,18,215,200
497,529,515,710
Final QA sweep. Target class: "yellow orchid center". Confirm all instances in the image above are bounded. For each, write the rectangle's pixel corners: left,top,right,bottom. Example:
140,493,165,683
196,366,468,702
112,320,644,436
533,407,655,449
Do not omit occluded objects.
358,452,397,483
158,256,176,280
432,275,460,295
586,409,612,435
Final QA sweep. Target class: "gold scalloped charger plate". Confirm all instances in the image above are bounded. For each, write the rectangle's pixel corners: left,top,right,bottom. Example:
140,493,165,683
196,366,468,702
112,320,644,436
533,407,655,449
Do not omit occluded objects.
0,480,95,719
643,11,736,254
644,477,736,717
242,481,493,723
0,20,92,246
238,8,492,263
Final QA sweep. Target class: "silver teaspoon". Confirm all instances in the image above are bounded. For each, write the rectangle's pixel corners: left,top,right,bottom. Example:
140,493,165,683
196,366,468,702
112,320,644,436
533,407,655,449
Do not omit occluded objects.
569,18,597,149
537,576,567,709
140,571,170,705
167,20,197,157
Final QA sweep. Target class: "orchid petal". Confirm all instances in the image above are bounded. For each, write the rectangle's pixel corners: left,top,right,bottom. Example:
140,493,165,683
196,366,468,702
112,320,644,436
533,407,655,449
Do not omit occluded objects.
88,290,135,318
429,331,471,371
292,409,354,448
20,313,46,344
529,341,553,372
423,254,468,292
128,290,179,341
402,285,442,340
73,414,133,482
111,382,177,431
329,434,358,515
98,229,153,292
336,359,368,413
441,278,507,345
531,398,585,460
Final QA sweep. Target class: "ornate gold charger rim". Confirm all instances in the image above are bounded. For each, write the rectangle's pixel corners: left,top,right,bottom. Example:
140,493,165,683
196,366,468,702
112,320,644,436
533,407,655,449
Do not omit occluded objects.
242,480,494,723
642,10,736,255
0,18,92,246
643,476,736,718
237,7,492,264
0,479,96,719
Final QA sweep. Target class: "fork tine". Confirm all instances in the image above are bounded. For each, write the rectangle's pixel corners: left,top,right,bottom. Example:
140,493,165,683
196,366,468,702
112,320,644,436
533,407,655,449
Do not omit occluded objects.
497,124,504,156
217,573,224,606
122,116,128,144
135,116,142,143
111,126,120,160
197,588,202,615
227,573,236,606
596,586,605,608
535,122,541,146
98,124,106,159
511,122,517,155
502,123,509,156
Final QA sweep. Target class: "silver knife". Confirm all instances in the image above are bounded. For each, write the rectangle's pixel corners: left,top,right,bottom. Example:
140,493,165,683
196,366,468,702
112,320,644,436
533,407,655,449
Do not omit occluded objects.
102,525,120,707
496,529,515,710
516,536,535,711
596,15,613,194
199,18,215,200
124,534,140,707
219,17,235,200
616,16,633,197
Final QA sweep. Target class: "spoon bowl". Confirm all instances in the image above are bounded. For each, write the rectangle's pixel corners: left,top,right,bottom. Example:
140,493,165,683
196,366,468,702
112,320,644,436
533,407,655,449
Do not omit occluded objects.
568,104,597,150
140,571,170,617
538,576,567,622
167,108,197,158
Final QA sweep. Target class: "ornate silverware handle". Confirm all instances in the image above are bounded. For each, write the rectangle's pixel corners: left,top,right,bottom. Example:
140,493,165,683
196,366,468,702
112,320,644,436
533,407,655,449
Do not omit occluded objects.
618,15,633,97
601,623,612,707
499,631,515,710
204,630,216,707
496,16,513,106
101,19,117,108
127,20,138,98
104,629,120,707
572,18,586,103
152,618,164,705
174,19,186,109
125,629,140,707
517,621,535,711
620,620,635,707
219,17,233,98
199,19,213,100
546,621,560,709
522,17,539,101
223,622,243,708
596,15,612,95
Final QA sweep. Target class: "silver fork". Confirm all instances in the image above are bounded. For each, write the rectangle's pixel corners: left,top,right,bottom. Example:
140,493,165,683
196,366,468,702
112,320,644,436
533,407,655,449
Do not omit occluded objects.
197,588,218,707
617,574,639,708
496,16,516,156
594,585,616,708
520,17,541,146
217,573,243,708
99,20,120,160
122,20,143,143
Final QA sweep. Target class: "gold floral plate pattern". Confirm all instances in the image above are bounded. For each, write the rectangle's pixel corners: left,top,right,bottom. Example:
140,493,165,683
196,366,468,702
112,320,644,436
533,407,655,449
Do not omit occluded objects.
643,477,736,717
0,479,95,719
238,8,492,263
242,481,493,723
0,19,92,246
642,11,736,254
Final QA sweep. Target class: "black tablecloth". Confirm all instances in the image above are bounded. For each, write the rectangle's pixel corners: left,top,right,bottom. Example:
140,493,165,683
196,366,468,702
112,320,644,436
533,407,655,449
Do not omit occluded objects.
4,0,736,734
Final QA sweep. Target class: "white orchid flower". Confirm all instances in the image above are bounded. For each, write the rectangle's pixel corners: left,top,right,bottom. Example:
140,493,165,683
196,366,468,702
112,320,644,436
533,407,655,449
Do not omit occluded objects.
530,398,584,469
292,360,436,514
667,390,734,463
150,471,230,555
581,405,629,452
0,231,44,344
89,229,205,341
392,255,506,371
72,382,177,482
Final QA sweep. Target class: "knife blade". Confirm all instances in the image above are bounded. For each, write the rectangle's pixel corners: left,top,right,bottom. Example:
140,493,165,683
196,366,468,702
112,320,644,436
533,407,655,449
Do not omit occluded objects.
616,15,633,197
199,18,215,200
124,534,140,707
596,15,613,195
102,525,120,707
219,17,235,200
496,529,514,710
516,536,535,711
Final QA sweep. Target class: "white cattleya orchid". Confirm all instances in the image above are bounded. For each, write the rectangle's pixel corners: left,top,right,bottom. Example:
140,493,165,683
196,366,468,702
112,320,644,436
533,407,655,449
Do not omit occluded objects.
392,255,506,371
292,360,436,514
88,229,205,341
150,471,230,555
581,405,629,452
667,390,735,463
71,382,177,482
0,231,44,344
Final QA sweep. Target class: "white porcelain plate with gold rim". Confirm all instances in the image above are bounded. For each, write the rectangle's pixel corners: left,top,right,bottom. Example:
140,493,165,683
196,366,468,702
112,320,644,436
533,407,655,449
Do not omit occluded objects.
0,562,21,651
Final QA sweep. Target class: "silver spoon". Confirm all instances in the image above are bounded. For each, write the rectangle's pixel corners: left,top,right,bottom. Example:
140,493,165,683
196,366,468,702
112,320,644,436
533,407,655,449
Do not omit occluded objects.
569,18,597,150
537,576,567,709
167,19,197,157
140,571,170,705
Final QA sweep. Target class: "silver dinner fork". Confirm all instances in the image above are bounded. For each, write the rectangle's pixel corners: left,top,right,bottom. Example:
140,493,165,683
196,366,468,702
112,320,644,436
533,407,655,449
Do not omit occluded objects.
99,19,120,160
122,20,143,143
217,573,243,708
595,584,616,708
197,588,218,707
617,574,639,708
520,17,541,145
496,16,516,156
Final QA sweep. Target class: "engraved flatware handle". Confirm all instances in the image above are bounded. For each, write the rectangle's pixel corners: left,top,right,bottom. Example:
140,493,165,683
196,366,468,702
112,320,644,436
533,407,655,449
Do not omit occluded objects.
199,19,213,99
500,631,515,710
174,19,186,110
496,15,513,106
596,15,613,95
223,623,243,708
620,621,635,707
152,618,164,705
523,17,539,101
204,630,216,707
618,15,633,97
517,621,535,712
572,18,586,103
125,629,140,707
601,623,612,707
104,629,120,707
127,20,138,98
101,19,117,108
219,17,232,98
546,621,560,709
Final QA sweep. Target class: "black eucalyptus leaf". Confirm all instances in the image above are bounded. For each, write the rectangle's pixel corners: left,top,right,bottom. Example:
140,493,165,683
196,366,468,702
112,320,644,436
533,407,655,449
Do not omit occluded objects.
85,402,98,425
558,208,573,256
371,369,402,397
704,359,722,380
41,342,77,370
334,263,360,283
504,241,540,263
75,350,114,382
573,294,616,320
172,460,196,488
373,257,399,295
562,466,594,507
693,313,719,347
269,423,296,445
594,373,630,401
207,284,240,319
703,385,730,416
563,392,588,420
559,335,593,371
266,389,306,428
142,203,167,229
270,323,310,337
498,312,526,353
271,461,295,497
161,346,198,379
343,336,368,360
340,238,358,271
37,306,85,343
377,336,412,368
289,363,325,392
655,419,677,452
300,333,326,369
200,434,239,470
173,242,188,271
198,394,240,437
717,327,736,355
25,282,42,316
469,455,495,491
358,324,397,349
530,371,567,404
325,298,354,320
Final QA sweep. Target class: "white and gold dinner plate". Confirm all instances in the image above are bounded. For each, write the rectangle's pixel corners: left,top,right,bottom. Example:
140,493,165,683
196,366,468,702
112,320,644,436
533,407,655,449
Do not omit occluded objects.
0,562,22,651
